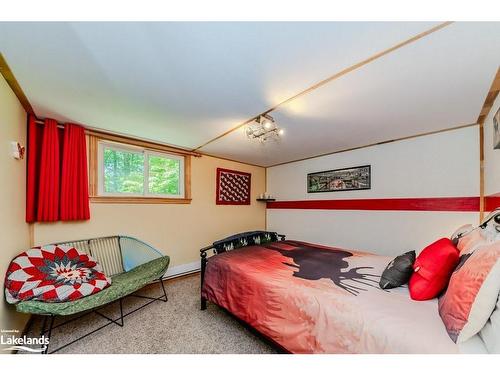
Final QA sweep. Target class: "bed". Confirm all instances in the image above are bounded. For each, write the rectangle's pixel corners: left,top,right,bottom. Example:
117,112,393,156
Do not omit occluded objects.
200,234,481,354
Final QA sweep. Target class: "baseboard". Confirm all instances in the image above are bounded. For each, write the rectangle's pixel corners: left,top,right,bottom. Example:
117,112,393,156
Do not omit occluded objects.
163,260,200,280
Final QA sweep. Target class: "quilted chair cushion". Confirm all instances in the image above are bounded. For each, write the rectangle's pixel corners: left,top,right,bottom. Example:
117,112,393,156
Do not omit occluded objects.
15,256,169,316
213,231,279,253
5,245,111,304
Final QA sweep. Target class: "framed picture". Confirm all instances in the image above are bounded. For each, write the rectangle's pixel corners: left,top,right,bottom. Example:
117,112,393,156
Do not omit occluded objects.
494,107,500,150
307,165,371,193
216,168,251,205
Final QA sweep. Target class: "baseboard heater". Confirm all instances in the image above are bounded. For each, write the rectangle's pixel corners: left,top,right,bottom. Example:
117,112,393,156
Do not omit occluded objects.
162,260,200,280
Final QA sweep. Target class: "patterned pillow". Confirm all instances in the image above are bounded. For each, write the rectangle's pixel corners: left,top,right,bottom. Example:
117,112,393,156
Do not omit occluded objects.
213,231,279,253
5,245,111,303
438,228,500,343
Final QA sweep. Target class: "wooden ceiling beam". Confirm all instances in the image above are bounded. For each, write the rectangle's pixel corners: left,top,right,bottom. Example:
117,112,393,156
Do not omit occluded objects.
478,66,500,220
193,21,454,152
477,67,500,125
0,53,35,115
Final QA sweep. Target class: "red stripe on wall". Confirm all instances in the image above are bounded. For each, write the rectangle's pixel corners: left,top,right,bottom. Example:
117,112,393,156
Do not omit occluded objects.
485,195,500,211
266,197,480,212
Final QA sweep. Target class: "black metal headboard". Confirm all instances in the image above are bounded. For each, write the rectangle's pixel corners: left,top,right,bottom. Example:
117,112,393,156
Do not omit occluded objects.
199,230,285,310
211,231,284,254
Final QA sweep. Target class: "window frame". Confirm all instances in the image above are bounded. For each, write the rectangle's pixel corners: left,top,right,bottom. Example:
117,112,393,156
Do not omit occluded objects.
144,149,185,198
89,134,192,204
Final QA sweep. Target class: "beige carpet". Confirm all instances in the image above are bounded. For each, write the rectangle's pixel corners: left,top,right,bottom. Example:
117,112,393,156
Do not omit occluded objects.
24,274,277,354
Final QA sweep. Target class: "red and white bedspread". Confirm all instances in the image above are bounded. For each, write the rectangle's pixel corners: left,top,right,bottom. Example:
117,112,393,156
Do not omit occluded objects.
201,240,458,354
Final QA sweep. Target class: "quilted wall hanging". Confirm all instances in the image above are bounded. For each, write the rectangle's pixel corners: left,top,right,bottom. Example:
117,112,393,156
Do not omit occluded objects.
216,168,251,205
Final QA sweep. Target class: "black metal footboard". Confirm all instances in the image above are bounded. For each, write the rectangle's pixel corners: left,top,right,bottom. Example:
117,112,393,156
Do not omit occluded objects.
200,245,213,310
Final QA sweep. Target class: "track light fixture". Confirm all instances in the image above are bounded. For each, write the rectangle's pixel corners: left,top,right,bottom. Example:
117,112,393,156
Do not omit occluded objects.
245,115,284,143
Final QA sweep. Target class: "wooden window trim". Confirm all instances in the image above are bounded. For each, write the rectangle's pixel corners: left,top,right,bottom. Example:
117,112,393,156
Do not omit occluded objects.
89,134,192,204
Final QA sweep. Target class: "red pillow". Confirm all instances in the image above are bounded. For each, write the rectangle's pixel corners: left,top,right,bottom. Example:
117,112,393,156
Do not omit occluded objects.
409,238,460,301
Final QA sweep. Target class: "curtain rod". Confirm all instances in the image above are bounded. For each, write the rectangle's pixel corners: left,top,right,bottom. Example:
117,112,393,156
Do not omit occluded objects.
34,118,65,128
33,118,201,157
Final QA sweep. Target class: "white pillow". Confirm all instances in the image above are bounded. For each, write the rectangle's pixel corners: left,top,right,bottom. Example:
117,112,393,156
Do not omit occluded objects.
479,292,500,353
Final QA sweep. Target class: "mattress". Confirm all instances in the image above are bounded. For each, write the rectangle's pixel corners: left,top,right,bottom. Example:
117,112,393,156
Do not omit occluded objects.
202,240,459,354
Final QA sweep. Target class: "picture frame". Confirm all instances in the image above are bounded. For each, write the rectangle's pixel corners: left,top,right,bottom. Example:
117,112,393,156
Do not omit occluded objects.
494,106,500,150
307,165,371,193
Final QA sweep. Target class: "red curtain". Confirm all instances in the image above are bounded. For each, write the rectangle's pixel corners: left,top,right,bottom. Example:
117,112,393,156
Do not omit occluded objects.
60,124,90,221
26,115,90,222
36,118,60,221
26,116,39,222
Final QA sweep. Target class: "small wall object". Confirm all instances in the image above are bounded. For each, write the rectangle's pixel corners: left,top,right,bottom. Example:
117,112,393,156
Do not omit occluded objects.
11,141,25,160
257,192,276,202
493,106,500,149
307,165,371,193
216,168,251,205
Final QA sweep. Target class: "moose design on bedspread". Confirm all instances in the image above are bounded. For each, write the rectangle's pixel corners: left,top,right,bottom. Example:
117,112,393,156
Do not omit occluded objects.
264,241,380,295
201,239,461,353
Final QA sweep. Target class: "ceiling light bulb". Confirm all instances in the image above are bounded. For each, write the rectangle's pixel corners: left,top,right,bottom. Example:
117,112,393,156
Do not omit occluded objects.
245,127,253,136
278,128,284,136
263,120,272,130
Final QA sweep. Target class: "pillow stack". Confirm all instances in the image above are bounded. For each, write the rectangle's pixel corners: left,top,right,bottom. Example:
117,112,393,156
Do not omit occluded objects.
379,220,500,351
379,238,460,299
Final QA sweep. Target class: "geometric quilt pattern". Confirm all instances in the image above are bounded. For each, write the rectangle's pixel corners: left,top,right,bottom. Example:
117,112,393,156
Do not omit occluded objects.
5,245,111,304
216,168,251,205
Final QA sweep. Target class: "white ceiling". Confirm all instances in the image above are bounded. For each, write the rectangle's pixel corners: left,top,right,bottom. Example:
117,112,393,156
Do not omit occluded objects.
0,22,499,166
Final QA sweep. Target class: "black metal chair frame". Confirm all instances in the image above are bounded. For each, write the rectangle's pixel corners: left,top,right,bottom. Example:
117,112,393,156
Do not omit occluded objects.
18,235,170,354
38,277,168,354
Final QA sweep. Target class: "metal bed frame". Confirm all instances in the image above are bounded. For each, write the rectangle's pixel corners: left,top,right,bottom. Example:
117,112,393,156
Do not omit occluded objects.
199,233,286,310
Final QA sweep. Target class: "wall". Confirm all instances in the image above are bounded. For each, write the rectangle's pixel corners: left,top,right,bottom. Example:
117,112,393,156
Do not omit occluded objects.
267,127,480,256
34,154,266,274
0,75,30,335
484,94,500,201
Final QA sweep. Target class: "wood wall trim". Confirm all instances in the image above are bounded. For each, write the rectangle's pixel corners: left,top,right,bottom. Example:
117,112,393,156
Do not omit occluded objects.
198,151,265,168
85,129,200,157
193,22,453,152
0,53,35,114
34,118,201,157
90,196,192,205
184,155,192,200
267,122,477,168
88,135,99,197
477,67,500,221
88,134,192,205
479,123,485,221
264,167,268,231
267,197,479,212
477,68,500,125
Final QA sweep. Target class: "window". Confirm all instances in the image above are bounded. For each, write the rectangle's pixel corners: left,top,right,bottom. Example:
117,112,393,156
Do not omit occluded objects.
92,138,190,203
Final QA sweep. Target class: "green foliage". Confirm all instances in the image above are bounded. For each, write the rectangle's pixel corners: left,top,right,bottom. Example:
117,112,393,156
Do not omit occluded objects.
148,155,180,195
103,148,180,196
104,149,144,193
